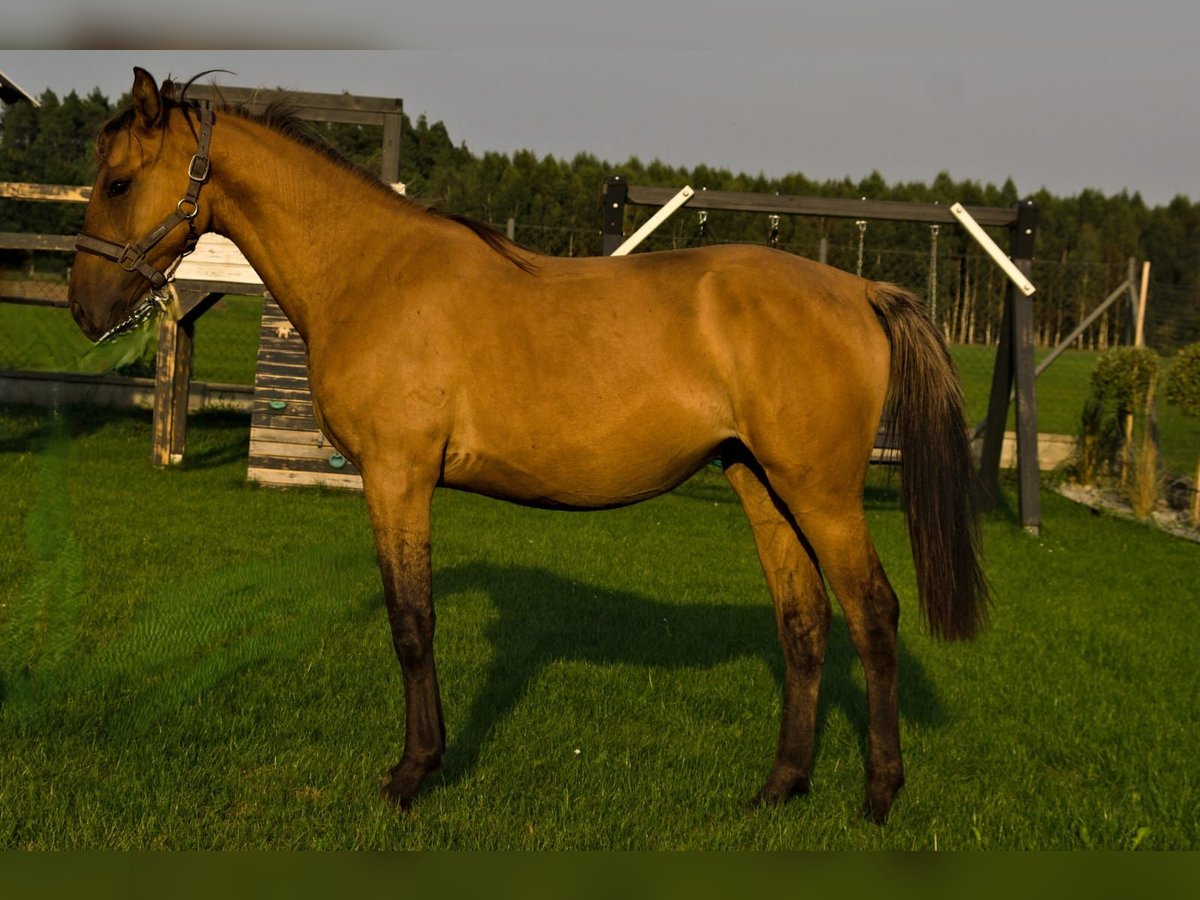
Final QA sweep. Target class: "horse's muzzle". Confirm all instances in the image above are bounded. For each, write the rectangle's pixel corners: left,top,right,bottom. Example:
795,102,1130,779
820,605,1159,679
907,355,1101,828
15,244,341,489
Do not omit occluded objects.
67,295,103,342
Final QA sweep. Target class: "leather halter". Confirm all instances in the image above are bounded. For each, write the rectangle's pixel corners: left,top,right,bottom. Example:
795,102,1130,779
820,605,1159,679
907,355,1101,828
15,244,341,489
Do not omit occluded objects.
75,105,215,291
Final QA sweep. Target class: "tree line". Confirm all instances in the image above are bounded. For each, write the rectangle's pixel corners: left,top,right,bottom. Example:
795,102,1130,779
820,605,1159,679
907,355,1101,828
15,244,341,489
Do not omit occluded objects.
2,87,1198,350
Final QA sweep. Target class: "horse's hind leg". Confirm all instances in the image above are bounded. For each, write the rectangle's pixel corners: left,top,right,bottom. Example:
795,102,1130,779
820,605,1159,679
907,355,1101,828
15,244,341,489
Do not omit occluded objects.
362,469,445,809
773,478,904,824
725,457,831,805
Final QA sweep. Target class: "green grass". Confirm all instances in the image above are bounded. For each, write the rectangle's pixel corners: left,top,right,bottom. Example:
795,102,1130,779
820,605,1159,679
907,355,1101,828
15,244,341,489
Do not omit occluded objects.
1,404,1197,849
0,296,262,384
950,344,1102,435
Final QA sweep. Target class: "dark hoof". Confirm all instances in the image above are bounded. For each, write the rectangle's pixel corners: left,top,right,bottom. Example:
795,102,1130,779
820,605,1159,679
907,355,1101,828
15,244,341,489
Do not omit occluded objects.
379,760,437,809
750,769,811,808
862,773,905,825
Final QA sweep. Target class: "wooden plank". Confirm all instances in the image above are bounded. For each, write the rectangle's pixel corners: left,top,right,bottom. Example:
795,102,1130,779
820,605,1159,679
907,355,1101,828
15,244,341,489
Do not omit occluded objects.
251,416,320,435
255,357,305,372
172,261,264,284
173,235,263,285
249,393,318,411
247,466,363,490
256,344,306,358
248,440,351,462
0,232,77,252
248,454,360,476
173,279,267,298
250,426,331,447
252,402,314,418
255,357,309,372
256,373,312,388
624,185,1018,227
252,399,316,418
255,343,307,359
179,234,250,266
187,85,402,118
0,182,91,203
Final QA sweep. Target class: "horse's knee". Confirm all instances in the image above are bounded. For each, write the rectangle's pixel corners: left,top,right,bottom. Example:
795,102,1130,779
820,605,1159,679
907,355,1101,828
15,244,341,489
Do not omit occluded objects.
387,604,434,661
777,602,830,675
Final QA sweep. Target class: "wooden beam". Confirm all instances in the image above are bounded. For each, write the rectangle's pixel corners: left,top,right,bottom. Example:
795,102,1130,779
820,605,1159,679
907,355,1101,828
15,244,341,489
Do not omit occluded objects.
0,182,91,203
186,85,401,123
0,232,77,252
625,185,1018,227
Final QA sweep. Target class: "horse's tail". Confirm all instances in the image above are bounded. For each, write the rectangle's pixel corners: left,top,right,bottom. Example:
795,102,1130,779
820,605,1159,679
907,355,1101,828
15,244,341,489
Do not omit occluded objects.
868,283,989,641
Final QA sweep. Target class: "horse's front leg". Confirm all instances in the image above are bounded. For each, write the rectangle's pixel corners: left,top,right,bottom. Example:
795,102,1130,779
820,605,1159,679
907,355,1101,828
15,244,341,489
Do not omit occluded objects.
363,469,444,809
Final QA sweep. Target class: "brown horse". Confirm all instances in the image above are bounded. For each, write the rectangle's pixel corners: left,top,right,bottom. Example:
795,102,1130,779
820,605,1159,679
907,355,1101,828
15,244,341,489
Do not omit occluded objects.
68,68,988,823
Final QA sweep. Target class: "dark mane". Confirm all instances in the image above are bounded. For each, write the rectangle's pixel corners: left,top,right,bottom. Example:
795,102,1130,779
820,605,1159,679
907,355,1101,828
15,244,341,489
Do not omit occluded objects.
97,88,538,275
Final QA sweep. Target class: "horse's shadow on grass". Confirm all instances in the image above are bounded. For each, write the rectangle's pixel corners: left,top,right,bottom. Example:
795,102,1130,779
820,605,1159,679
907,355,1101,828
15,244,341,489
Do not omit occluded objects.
431,561,946,790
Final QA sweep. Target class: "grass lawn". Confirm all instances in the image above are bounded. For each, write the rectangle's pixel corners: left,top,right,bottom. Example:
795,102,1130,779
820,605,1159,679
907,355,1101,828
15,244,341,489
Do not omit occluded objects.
0,296,262,385
1,404,1197,849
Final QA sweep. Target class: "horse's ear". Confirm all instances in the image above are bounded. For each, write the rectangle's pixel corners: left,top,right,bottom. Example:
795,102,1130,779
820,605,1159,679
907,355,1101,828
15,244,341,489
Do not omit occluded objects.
161,78,177,102
131,67,163,129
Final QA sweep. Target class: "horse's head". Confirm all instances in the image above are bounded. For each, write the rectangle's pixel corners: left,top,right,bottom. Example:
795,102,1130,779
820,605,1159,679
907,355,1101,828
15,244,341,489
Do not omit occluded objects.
68,67,214,341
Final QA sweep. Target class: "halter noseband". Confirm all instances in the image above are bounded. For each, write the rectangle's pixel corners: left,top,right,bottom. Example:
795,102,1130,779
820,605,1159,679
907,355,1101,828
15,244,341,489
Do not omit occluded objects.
75,105,215,291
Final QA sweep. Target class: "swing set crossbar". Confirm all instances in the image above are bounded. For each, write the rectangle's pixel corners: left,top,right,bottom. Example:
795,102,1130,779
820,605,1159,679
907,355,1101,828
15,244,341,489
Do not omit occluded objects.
624,185,1018,227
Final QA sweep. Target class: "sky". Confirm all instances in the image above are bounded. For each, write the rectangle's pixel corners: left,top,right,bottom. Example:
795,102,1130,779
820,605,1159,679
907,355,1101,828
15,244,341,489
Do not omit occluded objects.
2,2,1198,208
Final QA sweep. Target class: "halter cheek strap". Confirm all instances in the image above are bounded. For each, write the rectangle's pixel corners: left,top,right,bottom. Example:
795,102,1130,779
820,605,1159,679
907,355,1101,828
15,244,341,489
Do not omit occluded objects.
75,105,215,290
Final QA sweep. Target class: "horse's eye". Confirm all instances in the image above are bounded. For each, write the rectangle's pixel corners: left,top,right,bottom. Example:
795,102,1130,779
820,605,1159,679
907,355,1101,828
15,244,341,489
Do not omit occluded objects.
107,178,132,198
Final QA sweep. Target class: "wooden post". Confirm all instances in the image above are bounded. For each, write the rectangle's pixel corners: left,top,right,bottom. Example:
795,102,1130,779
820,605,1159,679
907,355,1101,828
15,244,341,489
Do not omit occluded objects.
1135,261,1151,347
978,199,1041,534
1011,252,1041,534
1121,261,1154,487
601,176,628,256
979,293,1014,504
381,110,402,186
1124,258,1139,345
151,309,195,466
1192,455,1200,529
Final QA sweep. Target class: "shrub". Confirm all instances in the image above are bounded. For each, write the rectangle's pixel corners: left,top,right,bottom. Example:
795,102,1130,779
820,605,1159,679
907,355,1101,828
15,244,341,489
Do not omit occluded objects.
1081,347,1161,490
1164,342,1200,527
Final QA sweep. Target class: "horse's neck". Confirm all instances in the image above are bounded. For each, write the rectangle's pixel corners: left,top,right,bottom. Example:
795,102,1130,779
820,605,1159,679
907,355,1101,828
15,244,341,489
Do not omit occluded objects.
206,117,423,340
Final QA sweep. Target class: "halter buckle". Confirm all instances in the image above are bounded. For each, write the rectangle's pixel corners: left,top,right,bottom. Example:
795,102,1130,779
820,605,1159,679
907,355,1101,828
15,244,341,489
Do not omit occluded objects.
117,244,145,272
188,154,211,183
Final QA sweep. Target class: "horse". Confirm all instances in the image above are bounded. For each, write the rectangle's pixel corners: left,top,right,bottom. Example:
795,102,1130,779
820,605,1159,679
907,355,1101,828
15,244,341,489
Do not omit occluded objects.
68,68,988,824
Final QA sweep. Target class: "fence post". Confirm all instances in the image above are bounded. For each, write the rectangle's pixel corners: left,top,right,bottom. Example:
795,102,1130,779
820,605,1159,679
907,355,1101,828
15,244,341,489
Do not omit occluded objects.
151,303,196,466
